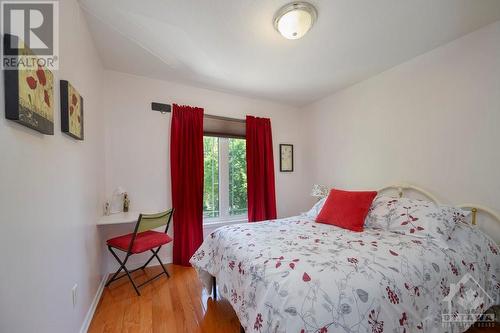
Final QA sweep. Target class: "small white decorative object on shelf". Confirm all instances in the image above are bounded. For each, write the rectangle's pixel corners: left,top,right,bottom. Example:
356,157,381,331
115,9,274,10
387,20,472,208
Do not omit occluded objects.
104,201,110,216
311,184,329,199
110,187,126,214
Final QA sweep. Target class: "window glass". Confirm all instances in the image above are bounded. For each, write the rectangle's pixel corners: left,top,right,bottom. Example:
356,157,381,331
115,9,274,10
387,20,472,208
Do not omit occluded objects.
203,136,219,218
229,138,247,216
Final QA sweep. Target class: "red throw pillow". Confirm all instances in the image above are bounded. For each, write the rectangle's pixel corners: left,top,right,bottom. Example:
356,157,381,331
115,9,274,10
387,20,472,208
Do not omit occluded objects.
315,189,378,232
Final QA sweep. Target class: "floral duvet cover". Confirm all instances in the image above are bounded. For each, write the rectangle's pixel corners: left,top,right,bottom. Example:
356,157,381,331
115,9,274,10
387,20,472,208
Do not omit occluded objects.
190,216,500,333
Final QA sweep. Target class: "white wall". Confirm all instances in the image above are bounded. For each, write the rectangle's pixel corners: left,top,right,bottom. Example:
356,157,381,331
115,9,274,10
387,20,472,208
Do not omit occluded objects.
303,21,500,211
0,1,105,333
101,70,310,270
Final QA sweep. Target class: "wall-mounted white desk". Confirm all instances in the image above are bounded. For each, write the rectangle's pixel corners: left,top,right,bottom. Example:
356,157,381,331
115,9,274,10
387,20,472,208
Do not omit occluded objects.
97,211,141,225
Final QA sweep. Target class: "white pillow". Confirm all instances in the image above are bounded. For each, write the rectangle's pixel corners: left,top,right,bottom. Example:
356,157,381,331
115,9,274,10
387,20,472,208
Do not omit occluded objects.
303,197,326,219
365,196,470,242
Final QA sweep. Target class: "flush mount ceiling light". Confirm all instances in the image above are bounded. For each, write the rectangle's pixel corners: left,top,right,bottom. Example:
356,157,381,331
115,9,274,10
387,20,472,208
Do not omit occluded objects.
274,2,317,40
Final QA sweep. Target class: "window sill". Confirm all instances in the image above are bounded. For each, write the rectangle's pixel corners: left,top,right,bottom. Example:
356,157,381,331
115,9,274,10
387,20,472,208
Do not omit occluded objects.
203,217,247,228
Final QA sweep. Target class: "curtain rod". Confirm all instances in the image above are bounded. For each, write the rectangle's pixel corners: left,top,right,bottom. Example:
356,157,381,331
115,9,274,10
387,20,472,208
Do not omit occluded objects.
151,102,246,123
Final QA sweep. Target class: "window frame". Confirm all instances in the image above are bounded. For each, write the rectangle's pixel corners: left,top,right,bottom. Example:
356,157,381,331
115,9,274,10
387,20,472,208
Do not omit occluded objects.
203,136,248,225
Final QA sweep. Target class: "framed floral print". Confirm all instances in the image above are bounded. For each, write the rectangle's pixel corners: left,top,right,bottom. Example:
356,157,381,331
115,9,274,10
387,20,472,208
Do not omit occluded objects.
3,34,54,134
279,144,293,172
60,80,84,140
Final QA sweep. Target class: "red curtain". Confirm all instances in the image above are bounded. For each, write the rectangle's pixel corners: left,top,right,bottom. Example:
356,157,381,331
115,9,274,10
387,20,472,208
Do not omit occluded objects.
246,116,277,222
170,104,204,266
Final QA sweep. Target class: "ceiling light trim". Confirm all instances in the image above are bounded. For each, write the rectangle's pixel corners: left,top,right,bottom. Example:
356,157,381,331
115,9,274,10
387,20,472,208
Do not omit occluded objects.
273,1,318,40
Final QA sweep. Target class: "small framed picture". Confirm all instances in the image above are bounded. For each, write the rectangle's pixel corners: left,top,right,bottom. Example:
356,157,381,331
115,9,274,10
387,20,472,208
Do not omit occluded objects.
279,144,293,172
3,34,55,135
60,80,84,140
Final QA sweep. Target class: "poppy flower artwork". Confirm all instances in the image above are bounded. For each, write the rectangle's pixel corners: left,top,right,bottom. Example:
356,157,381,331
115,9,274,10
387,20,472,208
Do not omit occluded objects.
60,80,84,140
3,34,55,134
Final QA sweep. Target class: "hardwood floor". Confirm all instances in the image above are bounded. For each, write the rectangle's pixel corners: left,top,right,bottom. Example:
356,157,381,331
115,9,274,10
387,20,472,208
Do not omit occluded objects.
89,264,497,333
89,264,240,333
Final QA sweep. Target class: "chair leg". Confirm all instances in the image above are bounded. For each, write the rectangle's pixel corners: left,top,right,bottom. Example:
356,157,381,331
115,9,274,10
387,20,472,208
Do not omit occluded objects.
140,246,162,270
106,247,141,296
122,264,141,296
106,245,170,296
152,247,170,278
105,246,126,287
212,276,217,300
105,266,123,287
140,253,156,270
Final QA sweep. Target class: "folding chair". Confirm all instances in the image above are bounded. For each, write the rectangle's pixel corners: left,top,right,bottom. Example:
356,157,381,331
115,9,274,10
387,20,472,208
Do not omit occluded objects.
105,209,174,296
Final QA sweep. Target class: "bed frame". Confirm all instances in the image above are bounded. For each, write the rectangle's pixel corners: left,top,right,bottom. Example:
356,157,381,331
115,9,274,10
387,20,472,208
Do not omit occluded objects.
211,275,245,332
211,183,500,332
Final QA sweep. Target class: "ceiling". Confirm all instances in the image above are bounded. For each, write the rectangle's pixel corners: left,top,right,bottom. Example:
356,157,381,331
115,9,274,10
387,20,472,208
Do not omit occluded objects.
79,0,500,106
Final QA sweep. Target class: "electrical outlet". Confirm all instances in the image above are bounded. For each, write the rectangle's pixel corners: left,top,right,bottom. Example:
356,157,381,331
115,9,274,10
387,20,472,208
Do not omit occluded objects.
72,284,78,308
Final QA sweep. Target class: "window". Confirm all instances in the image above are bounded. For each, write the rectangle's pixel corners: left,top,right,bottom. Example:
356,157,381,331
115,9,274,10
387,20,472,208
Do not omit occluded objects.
203,136,247,221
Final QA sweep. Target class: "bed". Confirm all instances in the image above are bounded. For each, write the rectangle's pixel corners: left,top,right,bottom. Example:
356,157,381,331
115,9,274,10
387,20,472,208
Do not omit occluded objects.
190,184,500,333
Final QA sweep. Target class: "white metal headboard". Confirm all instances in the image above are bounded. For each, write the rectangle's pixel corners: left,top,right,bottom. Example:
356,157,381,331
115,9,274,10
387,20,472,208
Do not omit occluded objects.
457,204,500,228
378,184,500,243
378,183,440,204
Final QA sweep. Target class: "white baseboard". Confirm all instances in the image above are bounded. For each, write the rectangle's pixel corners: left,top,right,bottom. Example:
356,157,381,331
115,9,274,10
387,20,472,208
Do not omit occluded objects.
79,275,107,333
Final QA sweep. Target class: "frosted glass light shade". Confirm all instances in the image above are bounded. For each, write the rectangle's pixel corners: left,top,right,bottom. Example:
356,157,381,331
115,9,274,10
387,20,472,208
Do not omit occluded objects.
274,2,317,40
